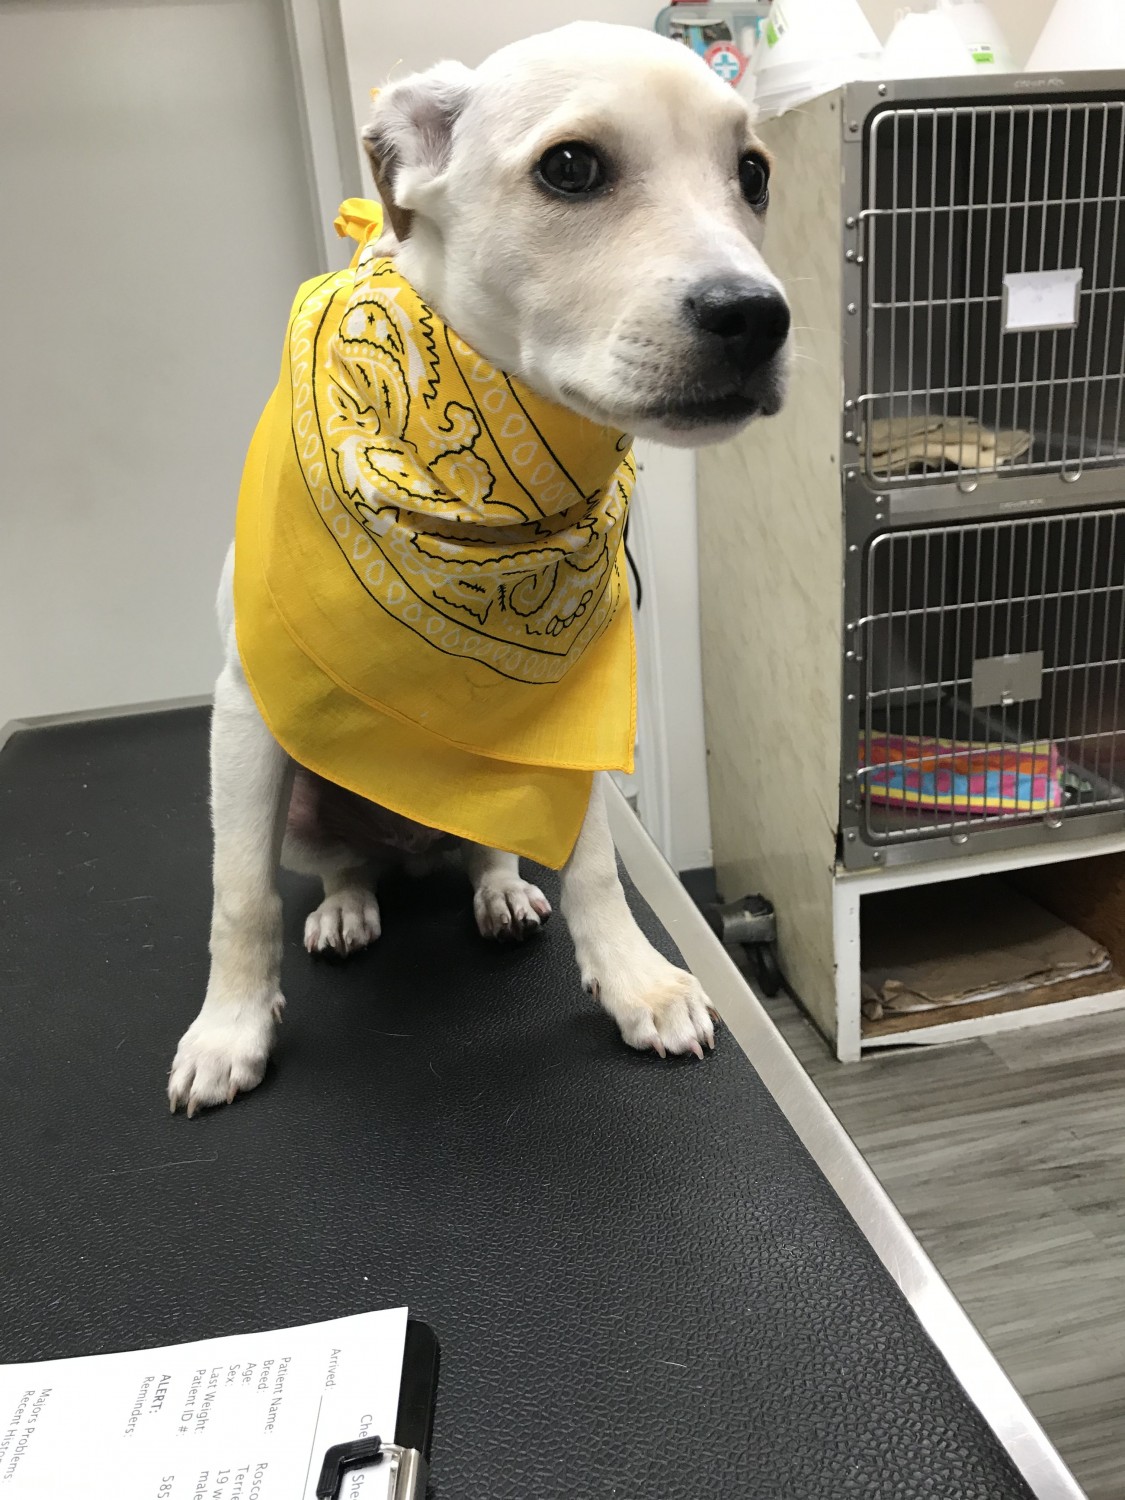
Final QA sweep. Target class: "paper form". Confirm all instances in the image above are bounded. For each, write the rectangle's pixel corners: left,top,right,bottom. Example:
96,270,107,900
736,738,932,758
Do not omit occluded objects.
0,1307,408,1500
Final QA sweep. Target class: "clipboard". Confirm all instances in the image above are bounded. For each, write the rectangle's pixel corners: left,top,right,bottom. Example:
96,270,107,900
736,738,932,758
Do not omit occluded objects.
316,1319,441,1500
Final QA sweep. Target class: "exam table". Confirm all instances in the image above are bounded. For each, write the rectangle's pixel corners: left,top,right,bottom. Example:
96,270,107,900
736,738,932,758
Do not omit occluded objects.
0,707,1082,1499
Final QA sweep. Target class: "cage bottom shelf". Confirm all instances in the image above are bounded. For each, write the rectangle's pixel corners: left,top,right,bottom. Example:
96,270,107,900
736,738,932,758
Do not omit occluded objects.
855,854,1125,1051
862,964,1125,1041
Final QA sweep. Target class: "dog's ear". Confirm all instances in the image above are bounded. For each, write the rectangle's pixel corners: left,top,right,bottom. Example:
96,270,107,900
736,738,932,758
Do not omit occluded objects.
363,62,475,241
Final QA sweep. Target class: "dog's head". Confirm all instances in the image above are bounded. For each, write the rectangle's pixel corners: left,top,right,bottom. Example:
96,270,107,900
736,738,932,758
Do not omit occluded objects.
363,22,789,447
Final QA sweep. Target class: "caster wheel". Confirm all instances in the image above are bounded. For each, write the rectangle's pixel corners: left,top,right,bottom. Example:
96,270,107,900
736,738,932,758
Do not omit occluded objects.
750,942,782,997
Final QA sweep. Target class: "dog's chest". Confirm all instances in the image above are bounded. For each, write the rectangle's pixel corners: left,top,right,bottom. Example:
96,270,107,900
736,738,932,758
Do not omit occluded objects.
290,769,458,855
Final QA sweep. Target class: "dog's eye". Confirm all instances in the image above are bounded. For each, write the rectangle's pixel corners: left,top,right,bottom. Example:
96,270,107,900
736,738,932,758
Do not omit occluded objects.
536,142,606,196
738,152,770,210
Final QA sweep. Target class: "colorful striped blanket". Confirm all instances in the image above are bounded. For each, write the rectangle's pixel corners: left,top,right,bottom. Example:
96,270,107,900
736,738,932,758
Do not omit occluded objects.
860,736,1063,814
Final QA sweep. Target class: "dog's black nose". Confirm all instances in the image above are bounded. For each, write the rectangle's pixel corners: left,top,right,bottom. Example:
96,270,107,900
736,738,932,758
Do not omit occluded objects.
685,278,790,372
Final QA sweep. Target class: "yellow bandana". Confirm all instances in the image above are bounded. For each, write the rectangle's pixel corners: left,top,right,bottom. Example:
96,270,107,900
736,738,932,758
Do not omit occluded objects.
234,200,636,867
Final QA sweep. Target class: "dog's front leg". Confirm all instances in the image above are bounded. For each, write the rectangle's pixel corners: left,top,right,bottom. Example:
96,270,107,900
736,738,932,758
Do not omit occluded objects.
466,844,552,940
168,659,293,1114
562,774,715,1059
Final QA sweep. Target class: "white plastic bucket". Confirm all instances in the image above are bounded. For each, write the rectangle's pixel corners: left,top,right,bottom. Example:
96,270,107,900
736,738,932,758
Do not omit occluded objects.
750,0,882,119
880,10,977,78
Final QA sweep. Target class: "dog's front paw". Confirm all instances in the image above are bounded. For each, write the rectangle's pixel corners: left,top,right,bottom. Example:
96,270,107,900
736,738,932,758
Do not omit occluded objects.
473,876,552,941
586,956,716,1060
167,996,283,1116
304,886,382,956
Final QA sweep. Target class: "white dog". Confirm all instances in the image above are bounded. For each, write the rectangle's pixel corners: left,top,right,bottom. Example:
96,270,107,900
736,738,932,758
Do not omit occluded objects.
168,22,789,1115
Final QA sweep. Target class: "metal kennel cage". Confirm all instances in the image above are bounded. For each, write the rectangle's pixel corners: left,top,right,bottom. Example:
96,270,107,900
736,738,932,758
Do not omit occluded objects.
856,507,1125,854
860,98,1125,489
838,74,1125,868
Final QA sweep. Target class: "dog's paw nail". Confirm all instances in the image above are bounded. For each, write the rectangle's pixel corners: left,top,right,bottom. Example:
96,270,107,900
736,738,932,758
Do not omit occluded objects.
689,1040,705,1060
304,890,381,958
652,1038,667,1059
474,879,551,941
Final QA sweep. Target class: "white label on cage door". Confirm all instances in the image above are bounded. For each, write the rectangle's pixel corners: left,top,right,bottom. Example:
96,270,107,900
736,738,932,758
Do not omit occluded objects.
1002,269,1082,333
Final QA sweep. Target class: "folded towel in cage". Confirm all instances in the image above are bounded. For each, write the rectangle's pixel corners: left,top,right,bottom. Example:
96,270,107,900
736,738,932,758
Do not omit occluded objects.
866,416,1031,476
860,735,1063,814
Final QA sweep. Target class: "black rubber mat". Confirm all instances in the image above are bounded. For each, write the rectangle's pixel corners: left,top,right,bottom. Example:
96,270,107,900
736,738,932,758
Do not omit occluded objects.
0,708,1035,1499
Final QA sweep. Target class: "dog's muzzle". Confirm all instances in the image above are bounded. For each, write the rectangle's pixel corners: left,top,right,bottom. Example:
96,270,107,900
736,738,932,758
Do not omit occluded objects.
650,276,791,429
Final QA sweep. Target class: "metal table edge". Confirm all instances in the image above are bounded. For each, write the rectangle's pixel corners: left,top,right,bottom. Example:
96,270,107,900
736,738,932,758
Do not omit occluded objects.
605,782,1085,1500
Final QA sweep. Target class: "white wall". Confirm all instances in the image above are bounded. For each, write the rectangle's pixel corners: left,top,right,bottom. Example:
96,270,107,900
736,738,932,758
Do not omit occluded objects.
630,449,715,871
0,0,321,725
339,0,661,155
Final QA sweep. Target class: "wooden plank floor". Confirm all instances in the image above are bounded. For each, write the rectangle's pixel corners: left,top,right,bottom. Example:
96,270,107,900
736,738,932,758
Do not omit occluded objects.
763,995,1125,1500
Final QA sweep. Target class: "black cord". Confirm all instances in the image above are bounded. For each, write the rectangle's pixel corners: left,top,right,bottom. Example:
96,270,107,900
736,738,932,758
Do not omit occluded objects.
623,515,643,610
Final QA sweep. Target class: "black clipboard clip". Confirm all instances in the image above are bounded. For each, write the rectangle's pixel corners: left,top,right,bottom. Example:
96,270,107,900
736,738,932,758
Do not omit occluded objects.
315,1435,426,1500
316,1319,440,1500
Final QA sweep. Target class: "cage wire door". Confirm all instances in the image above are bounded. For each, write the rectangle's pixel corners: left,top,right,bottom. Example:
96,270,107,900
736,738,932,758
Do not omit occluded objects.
853,509,1125,855
859,98,1125,488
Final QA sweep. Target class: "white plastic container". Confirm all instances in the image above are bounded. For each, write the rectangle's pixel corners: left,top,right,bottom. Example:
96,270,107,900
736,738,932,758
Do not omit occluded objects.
879,1,1015,79
880,9,976,78
1026,0,1125,72
749,0,882,119
940,1,1016,71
